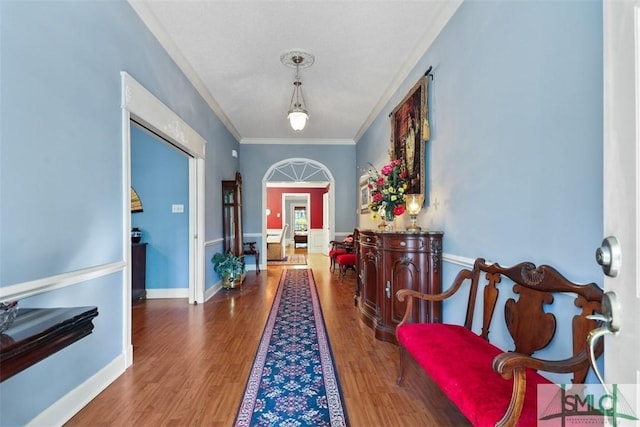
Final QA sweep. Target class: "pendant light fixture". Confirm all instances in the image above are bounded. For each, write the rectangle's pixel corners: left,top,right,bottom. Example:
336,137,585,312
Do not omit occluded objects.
281,50,314,132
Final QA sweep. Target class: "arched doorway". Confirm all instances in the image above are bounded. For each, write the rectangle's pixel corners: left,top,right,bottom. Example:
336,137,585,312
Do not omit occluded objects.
262,158,335,263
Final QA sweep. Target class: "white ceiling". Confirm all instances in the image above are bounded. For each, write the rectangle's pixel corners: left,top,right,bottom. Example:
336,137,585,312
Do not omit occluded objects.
128,1,461,144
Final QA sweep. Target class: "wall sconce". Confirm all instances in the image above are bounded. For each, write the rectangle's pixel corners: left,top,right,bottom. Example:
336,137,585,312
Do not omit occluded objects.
405,194,424,231
266,208,271,216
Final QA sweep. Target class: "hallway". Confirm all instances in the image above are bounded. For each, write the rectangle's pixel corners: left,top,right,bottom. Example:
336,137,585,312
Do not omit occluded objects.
66,250,469,426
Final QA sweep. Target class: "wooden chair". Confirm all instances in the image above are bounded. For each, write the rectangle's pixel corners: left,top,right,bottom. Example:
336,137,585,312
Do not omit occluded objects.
329,235,354,272
242,241,260,273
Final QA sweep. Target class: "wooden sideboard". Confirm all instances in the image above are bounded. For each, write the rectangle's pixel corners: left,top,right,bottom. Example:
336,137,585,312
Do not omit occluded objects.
354,229,443,344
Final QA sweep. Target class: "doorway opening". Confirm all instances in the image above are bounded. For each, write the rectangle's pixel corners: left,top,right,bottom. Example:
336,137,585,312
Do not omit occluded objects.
121,72,206,367
262,158,335,265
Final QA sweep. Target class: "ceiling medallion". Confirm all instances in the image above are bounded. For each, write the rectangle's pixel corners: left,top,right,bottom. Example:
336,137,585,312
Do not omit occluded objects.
280,50,315,69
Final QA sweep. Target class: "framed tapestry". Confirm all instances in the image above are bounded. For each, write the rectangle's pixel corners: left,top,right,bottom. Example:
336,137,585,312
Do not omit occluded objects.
389,76,429,196
359,175,370,214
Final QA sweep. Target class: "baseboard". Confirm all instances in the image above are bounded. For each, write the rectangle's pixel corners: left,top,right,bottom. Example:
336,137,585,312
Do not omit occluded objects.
27,353,127,427
145,288,189,299
204,281,223,301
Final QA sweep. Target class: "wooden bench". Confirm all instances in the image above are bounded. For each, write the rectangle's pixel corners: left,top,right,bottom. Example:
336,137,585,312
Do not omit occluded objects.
395,258,604,427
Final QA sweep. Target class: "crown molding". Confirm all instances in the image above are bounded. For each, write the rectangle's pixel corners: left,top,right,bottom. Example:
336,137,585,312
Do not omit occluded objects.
354,0,463,143
127,0,241,142
241,138,355,145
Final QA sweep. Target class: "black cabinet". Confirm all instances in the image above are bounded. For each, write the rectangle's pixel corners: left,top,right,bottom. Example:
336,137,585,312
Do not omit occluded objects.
132,243,147,301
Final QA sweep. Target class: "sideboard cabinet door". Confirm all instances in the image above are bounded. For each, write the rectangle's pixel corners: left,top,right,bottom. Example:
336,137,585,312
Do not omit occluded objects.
355,229,443,344
356,230,379,329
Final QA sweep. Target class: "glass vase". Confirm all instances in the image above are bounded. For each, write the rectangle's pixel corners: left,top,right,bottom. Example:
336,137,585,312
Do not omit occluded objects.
380,212,395,231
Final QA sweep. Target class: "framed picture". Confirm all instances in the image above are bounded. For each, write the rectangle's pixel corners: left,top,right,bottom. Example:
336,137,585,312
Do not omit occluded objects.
389,76,429,196
359,175,370,214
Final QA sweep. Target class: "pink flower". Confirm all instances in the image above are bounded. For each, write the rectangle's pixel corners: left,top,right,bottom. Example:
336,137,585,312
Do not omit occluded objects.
372,193,383,202
381,164,394,175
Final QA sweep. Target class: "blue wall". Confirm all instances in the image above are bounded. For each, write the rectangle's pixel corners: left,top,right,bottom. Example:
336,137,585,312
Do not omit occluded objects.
131,124,189,290
0,0,238,424
358,0,603,382
239,143,357,240
0,0,606,423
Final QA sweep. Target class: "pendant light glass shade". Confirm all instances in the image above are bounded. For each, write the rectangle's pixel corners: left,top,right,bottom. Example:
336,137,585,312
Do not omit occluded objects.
288,110,308,131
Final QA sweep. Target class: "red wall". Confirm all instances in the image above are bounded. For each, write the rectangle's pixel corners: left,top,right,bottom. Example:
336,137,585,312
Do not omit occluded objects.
266,187,328,229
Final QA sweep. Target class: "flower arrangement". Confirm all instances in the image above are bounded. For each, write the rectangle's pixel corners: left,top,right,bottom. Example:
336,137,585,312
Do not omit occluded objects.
367,159,408,224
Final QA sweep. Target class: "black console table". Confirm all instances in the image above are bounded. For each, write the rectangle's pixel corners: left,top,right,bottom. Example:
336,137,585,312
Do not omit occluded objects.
132,243,147,301
0,306,99,382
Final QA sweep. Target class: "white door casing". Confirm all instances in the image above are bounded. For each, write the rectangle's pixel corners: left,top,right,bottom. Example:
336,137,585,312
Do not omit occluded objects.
262,159,335,264
121,72,206,365
323,192,331,256
602,0,640,389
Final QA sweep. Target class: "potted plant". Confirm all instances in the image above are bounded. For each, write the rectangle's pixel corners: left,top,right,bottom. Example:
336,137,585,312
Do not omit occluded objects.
211,251,246,289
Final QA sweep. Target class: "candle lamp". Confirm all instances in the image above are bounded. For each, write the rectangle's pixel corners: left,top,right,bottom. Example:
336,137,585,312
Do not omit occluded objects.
405,194,424,231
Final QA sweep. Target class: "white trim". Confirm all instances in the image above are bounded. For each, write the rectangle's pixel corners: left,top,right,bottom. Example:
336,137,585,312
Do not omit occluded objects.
442,253,497,269
243,232,262,238
241,138,354,145
121,72,207,372
636,5,640,299
442,253,476,269
122,71,206,306
146,288,189,299
121,73,205,157
204,282,223,302
204,237,224,247
27,353,127,427
267,181,329,188
262,158,335,264
0,261,126,302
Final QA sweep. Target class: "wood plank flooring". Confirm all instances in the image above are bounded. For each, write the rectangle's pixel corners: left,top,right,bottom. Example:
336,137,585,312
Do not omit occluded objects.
66,249,470,427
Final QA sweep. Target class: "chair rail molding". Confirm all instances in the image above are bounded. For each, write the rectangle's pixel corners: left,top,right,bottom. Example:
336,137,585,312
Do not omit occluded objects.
0,261,126,302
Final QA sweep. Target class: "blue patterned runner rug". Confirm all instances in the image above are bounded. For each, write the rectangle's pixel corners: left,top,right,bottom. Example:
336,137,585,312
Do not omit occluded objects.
234,268,348,426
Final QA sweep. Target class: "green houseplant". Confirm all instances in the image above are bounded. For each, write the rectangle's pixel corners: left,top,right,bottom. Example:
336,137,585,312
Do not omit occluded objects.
211,251,246,289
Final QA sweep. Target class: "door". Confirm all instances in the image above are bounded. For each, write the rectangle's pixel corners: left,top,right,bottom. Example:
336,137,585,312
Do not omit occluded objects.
603,0,640,387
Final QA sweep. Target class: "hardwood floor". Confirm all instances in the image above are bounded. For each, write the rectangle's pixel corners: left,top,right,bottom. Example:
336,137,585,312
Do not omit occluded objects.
66,248,469,427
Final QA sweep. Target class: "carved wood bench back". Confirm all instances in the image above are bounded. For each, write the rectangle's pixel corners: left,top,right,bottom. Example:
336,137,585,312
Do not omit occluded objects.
460,258,603,383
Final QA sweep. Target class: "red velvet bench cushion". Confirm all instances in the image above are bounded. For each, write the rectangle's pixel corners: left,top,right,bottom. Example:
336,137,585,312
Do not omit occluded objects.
397,323,552,426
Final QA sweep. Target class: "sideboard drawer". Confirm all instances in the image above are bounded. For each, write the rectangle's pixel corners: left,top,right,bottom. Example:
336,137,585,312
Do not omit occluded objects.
384,235,427,251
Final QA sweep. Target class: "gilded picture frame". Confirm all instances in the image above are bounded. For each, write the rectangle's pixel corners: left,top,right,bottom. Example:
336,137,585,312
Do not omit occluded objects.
389,76,429,196
359,175,370,214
